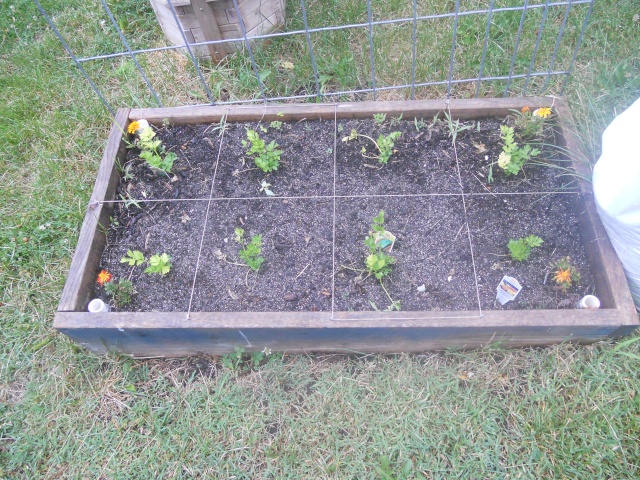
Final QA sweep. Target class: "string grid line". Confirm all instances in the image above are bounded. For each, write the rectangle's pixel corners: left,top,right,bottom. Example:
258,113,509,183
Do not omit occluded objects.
186,110,229,319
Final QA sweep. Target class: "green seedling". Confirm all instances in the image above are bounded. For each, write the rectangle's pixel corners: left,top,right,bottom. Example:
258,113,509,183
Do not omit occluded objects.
207,113,228,137
242,129,282,173
365,252,395,280
136,126,176,173
508,235,543,262
269,120,283,130
119,194,141,210
342,129,402,165
443,111,472,145
364,211,396,280
104,279,134,307
235,228,265,272
144,253,172,275
373,113,386,125
120,249,145,266
357,211,399,310
390,113,403,126
497,125,540,176
115,158,134,181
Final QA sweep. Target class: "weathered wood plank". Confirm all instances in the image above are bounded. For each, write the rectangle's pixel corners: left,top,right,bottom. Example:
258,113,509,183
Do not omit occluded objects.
129,97,552,126
191,0,230,62
57,109,130,312
54,311,636,356
54,308,635,330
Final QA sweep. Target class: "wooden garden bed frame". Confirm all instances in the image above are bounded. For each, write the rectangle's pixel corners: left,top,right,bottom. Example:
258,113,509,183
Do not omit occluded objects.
54,97,639,356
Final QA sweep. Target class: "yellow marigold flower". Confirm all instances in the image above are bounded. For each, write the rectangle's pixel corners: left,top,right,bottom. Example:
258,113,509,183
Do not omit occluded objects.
553,268,572,286
97,269,113,286
498,152,511,169
533,107,552,119
128,121,141,134
521,106,530,113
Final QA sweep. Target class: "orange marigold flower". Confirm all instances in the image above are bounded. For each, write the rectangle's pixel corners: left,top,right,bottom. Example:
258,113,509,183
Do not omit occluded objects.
521,106,530,113
554,268,572,285
128,121,141,134
97,270,113,286
534,107,552,119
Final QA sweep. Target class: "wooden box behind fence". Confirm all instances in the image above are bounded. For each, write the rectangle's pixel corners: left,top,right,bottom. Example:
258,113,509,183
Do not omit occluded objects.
149,0,286,62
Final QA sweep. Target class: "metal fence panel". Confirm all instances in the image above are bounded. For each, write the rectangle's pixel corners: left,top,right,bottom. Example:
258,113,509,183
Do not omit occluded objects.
36,0,595,116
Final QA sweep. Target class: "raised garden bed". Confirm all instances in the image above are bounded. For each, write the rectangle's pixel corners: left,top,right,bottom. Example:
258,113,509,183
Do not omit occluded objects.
54,98,638,356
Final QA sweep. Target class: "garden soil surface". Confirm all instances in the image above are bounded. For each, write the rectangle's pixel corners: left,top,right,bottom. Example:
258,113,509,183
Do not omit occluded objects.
96,116,593,313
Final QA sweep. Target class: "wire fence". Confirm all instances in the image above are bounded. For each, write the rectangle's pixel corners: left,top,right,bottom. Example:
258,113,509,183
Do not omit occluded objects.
35,0,594,115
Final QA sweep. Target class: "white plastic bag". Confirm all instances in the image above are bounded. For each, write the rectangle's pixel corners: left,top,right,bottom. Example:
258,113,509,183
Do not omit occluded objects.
593,97,640,309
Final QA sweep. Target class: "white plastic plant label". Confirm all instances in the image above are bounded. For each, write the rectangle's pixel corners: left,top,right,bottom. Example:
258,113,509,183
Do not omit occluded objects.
496,275,522,305
374,230,396,253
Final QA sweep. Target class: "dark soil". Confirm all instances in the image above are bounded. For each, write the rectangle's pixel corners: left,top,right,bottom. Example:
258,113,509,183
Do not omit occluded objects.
466,193,595,310
96,116,594,313
333,196,477,311
212,120,335,198
190,198,334,312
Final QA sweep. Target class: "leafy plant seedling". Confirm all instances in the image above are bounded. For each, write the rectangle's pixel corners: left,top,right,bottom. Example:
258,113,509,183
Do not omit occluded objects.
365,252,395,280
104,279,134,307
269,120,283,130
364,211,396,280
373,113,386,125
242,129,282,173
497,125,540,176
235,228,265,272
507,235,543,262
144,253,172,275
375,131,402,164
136,126,176,173
120,249,145,266
342,129,402,165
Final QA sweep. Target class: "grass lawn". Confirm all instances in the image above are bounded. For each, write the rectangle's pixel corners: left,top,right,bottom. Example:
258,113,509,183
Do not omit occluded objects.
1,0,639,477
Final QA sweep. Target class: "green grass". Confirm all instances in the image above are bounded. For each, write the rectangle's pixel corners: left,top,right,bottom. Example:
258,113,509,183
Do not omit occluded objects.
1,0,639,477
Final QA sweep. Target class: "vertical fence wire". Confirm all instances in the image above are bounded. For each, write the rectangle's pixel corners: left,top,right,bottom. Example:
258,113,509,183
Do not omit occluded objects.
300,0,322,99
475,0,495,98
231,0,267,101
366,0,377,100
523,0,551,95
410,0,418,100
542,0,573,92
99,0,162,107
446,0,461,99
504,0,529,96
561,0,595,94
166,0,215,103
34,0,115,116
